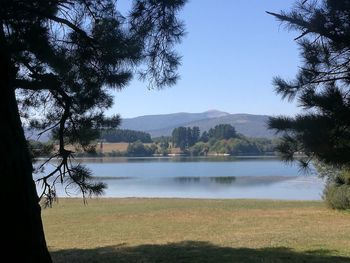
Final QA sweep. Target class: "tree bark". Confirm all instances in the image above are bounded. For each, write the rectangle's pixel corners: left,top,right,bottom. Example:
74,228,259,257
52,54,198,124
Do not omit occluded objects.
0,37,52,262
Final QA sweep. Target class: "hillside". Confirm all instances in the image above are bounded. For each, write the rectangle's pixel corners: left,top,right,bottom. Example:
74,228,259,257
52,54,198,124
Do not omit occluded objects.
120,110,229,131
121,110,275,138
25,110,275,142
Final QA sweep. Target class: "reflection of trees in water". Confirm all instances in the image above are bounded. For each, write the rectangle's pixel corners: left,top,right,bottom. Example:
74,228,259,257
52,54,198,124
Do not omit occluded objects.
172,176,293,186
173,176,237,185
174,177,201,183
209,177,236,184
234,176,292,186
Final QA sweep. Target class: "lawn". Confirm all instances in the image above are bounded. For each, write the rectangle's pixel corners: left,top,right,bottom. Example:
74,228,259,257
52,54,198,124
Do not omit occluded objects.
43,198,350,263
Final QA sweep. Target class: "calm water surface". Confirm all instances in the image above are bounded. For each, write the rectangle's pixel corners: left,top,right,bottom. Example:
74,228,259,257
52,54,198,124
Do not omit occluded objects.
40,157,325,200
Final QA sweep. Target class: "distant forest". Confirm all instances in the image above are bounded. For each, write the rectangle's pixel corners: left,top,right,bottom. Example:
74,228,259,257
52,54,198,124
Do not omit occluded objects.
170,124,278,156
100,129,152,143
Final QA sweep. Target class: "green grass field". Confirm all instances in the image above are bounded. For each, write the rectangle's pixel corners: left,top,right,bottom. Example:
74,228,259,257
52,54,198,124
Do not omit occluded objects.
43,198,350,263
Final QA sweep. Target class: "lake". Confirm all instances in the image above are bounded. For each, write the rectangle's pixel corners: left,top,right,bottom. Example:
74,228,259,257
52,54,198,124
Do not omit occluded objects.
38,157,325,200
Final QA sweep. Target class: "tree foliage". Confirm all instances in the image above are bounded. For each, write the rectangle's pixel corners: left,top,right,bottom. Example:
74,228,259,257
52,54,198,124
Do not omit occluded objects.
1,0,186,205
314,161,350,209
171,124,275,155
208,124,237,140
200,131,209,142
101,129,152,143
28,140,54,158
126,141,156,156
193,137,276,156
267,0,350,169
2,1,186,259
172,126,200,150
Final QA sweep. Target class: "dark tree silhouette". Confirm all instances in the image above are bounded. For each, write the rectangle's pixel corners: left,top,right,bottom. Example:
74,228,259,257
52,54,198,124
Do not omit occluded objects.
172,126,200,150
1,0,185,261
208,124,237,140
101,129,152,143
172,126,188,150
267,0,350,169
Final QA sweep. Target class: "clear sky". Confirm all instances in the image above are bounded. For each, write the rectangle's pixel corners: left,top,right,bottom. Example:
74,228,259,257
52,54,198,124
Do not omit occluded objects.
108,0,302,118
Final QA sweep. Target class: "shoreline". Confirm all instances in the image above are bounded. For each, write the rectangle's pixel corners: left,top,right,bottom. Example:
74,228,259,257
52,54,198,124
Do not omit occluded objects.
35,155,282,161
49,196,324,202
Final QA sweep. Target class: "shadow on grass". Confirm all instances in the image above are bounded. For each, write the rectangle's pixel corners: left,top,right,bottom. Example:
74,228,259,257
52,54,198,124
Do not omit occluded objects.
51,241,350,263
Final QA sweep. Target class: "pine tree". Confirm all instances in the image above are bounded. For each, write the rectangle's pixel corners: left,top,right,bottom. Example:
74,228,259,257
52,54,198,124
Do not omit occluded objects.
267,0,350,169
0,0,186,261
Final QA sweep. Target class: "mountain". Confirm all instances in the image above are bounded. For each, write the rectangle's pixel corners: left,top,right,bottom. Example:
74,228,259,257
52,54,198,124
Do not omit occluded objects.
120,110,229,132
25,110,275,142
121,110,275,138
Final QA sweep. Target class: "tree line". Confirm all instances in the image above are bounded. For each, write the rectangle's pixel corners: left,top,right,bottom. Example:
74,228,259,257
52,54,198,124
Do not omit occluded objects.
171,126,200,150
44,124,276,158
172,124,238,150
171,124,277,156
101,129,152,143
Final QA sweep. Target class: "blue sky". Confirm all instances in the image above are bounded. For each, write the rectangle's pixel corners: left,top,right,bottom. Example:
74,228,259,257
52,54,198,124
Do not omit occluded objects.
108,0,302,118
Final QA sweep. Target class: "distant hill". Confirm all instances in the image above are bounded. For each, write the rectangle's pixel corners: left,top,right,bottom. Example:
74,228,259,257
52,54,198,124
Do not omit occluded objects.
121,110,275,138
120,110,229,131
25,110,275,142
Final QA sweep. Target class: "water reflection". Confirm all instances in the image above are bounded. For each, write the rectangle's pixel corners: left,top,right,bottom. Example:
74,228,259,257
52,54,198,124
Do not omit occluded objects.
210,177,236,184
36,157,324,200
172,176,292,187
66,156,281,164
174,177,201,183
173,176,237,185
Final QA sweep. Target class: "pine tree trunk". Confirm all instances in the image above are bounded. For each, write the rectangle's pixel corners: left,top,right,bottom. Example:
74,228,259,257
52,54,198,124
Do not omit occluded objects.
1,39,52,262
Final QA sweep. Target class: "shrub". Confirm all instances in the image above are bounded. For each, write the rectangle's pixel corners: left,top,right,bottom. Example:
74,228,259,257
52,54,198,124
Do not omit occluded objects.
323,183,350,210
189,142,209,156
322,169,350,210
126,141,156,156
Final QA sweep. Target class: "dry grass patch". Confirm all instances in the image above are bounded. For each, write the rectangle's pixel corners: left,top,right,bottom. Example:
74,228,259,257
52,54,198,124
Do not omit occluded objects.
99,142,129,153
43,198,350,263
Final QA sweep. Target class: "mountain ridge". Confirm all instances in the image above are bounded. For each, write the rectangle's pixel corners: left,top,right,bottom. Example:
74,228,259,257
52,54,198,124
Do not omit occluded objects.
120,110,274,138
25,110,275,141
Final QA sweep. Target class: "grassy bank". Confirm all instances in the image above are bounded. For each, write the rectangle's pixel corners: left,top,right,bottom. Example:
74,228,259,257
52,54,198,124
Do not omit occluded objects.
43,198,350,263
